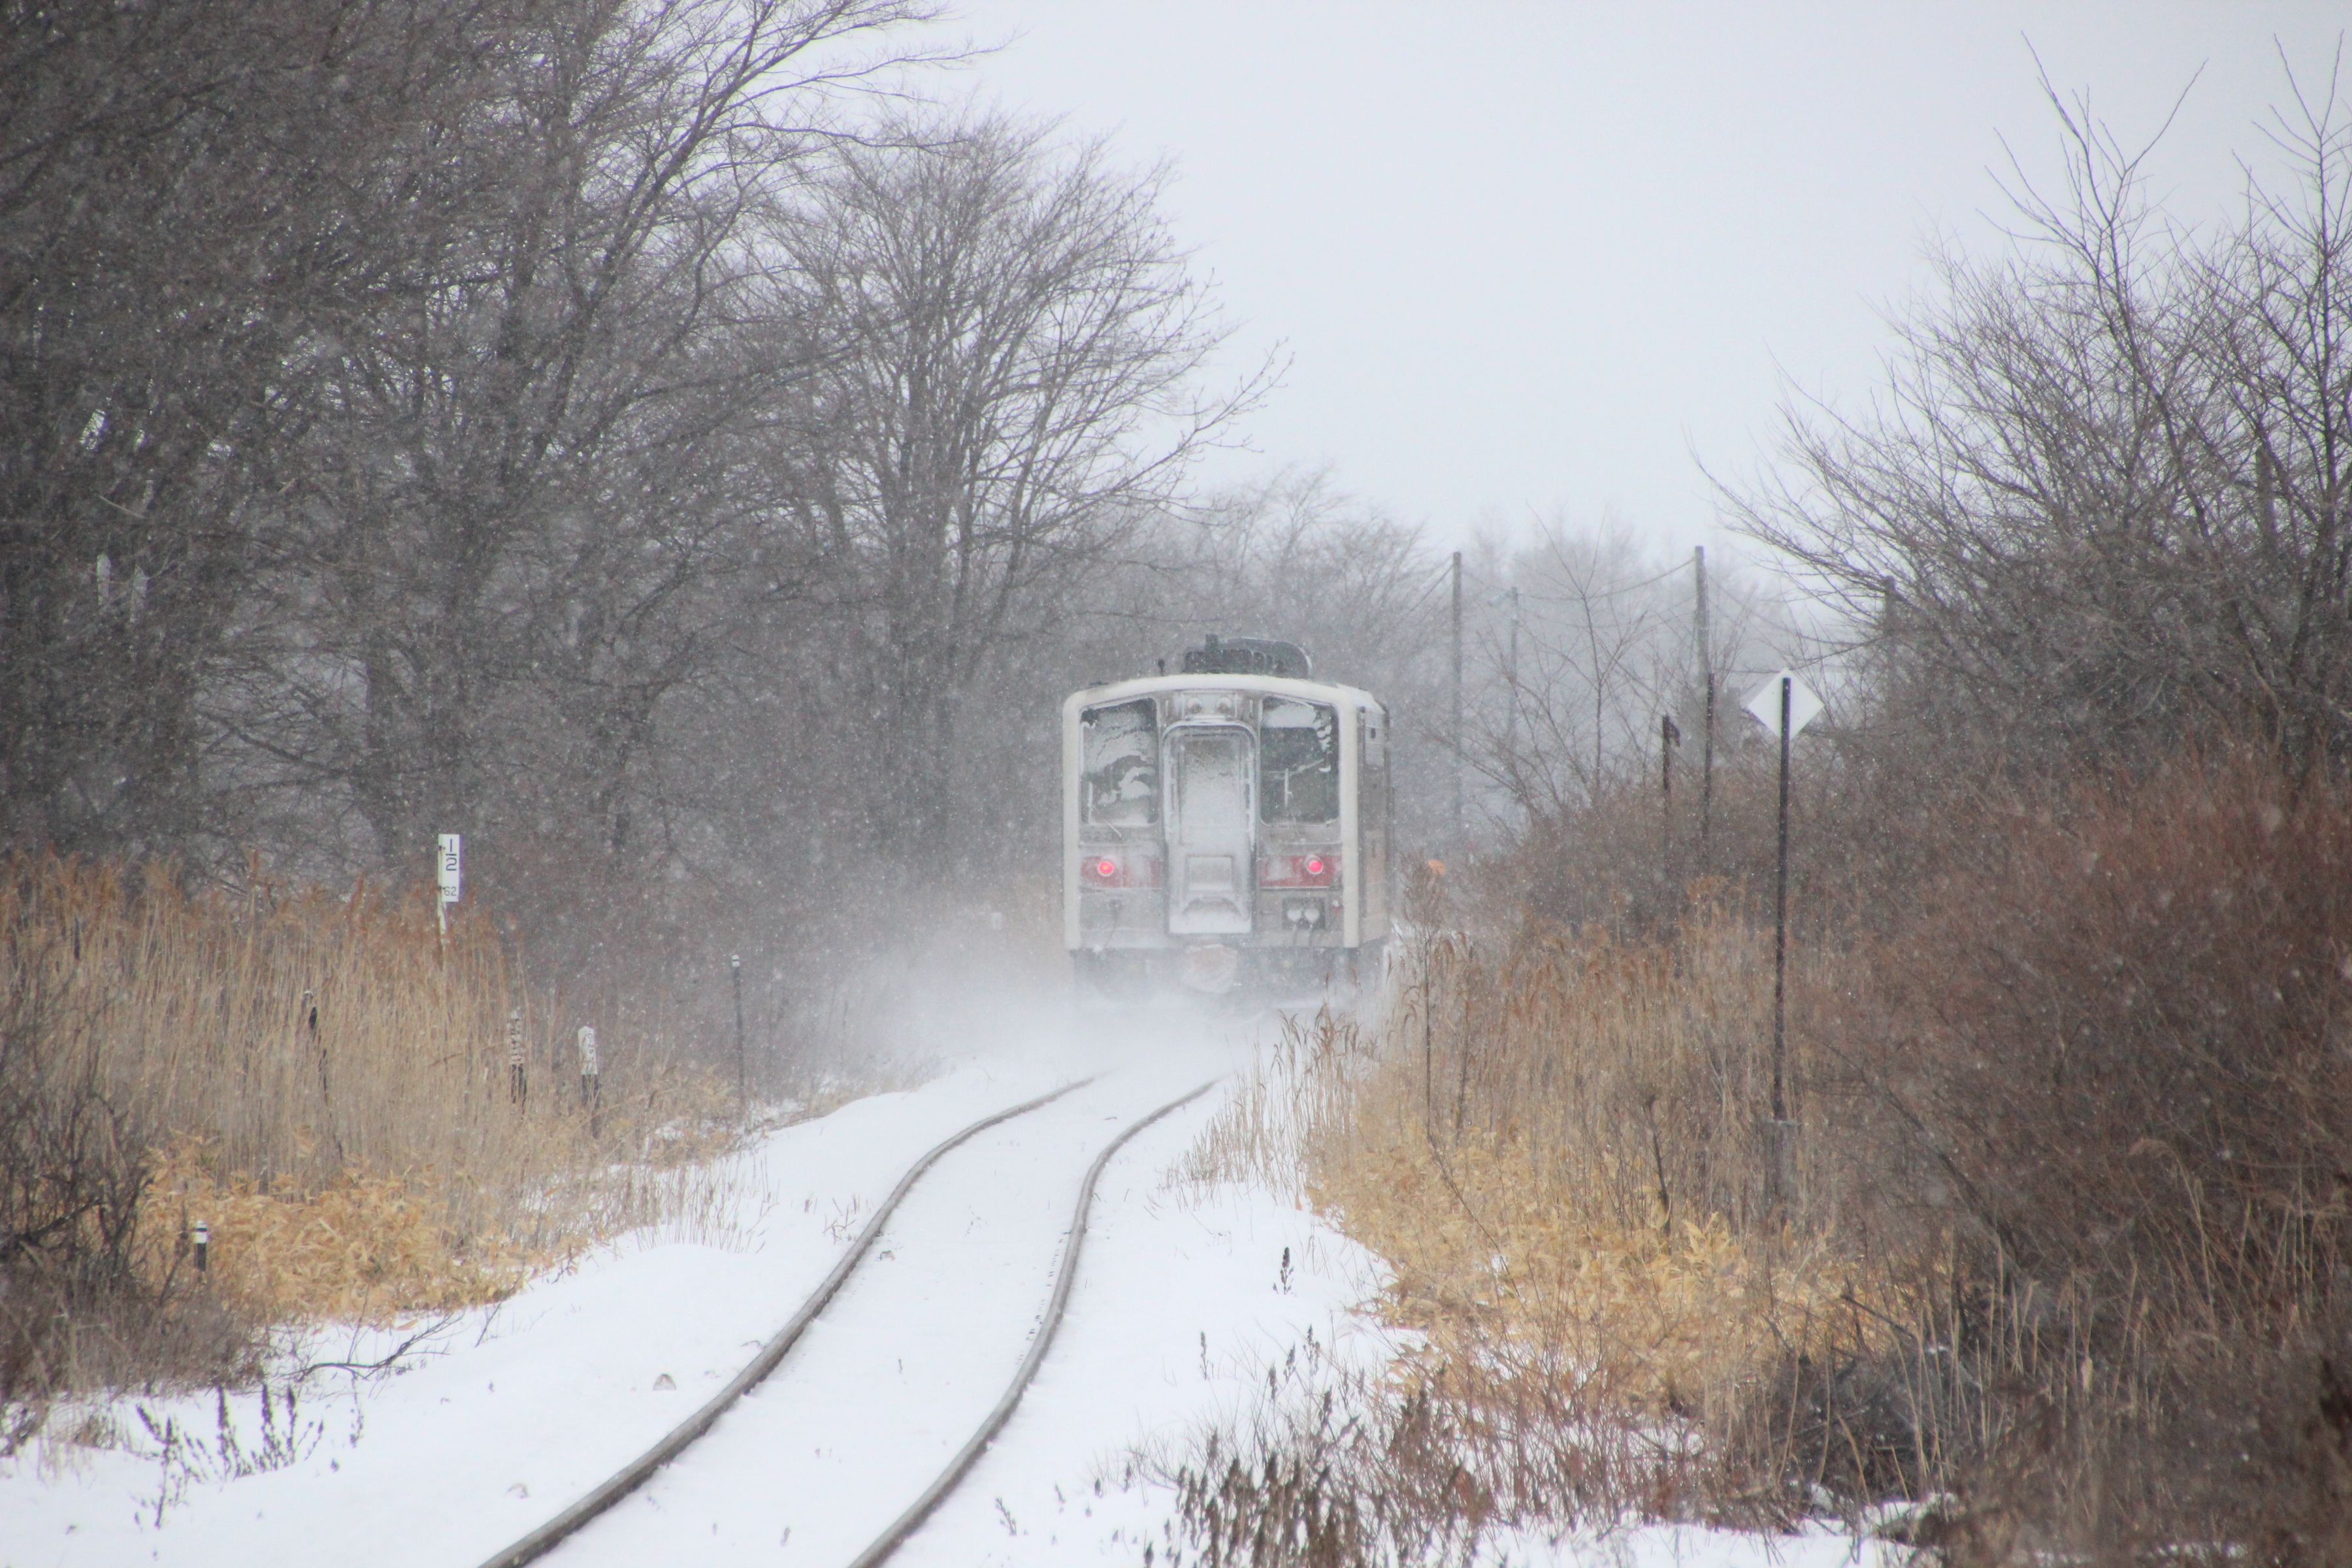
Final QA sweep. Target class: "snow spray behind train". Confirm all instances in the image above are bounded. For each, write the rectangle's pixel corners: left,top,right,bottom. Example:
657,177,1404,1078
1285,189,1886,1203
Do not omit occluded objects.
1062,637,1392,996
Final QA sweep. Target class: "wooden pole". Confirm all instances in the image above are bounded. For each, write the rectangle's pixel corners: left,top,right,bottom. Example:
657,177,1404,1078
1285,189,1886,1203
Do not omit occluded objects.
1449,551,1463,846
1695,548,1714,864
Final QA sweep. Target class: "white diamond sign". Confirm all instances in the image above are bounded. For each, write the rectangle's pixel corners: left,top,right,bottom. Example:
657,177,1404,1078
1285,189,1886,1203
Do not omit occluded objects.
1744,670,1824,741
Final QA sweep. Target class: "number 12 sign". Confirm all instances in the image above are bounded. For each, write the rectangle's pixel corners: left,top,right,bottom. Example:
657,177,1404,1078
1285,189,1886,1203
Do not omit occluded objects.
438,834,462,906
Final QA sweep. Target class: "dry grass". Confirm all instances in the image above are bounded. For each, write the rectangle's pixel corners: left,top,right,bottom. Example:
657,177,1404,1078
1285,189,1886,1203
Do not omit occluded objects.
1196,908,1897,1422
1158,911,1936,1561
2,853,746,1426
140,1148,532,1325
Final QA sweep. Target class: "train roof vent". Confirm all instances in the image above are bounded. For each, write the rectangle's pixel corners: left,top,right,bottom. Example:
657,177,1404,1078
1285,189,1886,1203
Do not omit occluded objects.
1181,635,1312,679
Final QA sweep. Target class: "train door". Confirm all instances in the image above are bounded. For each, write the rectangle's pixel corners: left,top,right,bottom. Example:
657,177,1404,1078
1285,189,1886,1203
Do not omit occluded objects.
1164,726,1255,935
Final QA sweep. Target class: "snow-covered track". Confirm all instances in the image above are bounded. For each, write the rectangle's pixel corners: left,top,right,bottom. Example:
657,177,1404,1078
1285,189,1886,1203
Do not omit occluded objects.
843,1075,1222,1568
474,1077,1098,1568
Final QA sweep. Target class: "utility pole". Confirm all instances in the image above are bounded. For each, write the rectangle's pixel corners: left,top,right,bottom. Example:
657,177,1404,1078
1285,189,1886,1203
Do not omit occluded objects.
1694,547,1714,864
1505,585,1521,766
1450,550,1463,848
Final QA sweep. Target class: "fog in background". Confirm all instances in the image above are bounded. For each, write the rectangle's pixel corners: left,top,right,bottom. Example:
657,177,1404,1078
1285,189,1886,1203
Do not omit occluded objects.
967,3,2347,548
5,0,2345,1071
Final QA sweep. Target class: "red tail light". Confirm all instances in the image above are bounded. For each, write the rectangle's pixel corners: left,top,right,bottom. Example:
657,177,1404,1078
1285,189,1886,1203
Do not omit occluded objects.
1081,851,1161,889
1261,852,1337,888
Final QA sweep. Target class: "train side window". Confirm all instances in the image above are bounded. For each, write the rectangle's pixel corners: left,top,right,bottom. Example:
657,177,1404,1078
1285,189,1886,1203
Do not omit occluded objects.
1081,699,1158,825
1260,697,1338,823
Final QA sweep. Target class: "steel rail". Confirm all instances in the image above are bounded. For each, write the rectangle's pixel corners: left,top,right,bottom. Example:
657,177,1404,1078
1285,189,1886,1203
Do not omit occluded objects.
474,1076,1098,1568
844,1075,1224,1568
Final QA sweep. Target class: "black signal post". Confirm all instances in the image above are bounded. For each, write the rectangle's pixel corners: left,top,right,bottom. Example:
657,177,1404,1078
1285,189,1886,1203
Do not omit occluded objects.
1771,677,1790,1124
730,953,746,1117
1765,676,1796,1222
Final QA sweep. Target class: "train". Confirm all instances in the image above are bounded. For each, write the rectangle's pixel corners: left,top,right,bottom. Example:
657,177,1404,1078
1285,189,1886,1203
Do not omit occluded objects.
1062,636,1391,996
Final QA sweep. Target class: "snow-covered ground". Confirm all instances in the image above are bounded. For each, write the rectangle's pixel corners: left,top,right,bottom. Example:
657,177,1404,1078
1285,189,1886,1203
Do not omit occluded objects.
0,1000,1893,1568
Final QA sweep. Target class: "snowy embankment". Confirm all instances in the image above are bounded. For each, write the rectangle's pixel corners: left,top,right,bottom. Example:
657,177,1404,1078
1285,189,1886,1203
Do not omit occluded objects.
1,1005,1888,1567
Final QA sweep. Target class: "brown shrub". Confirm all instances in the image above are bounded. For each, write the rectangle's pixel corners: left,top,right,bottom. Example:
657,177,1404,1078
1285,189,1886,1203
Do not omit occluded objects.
1790,751,2352,1558
1827,754,2352,1314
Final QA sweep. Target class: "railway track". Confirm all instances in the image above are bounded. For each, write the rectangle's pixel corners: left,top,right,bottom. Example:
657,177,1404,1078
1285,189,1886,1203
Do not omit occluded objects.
476,1072,1220,1568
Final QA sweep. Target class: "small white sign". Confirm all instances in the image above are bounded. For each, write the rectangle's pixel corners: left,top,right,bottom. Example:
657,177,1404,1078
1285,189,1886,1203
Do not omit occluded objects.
437,834,462,904
1744,671,1825,741
577,1025,598,1077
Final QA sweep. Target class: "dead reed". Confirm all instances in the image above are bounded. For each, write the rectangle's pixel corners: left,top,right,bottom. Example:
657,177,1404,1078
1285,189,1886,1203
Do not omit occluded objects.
1195,906,1889,1416
1166,913,1948,1560
1,854,738,1426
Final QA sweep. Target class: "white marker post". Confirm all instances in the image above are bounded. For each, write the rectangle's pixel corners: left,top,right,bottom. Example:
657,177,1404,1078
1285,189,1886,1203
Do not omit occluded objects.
577,1024,600,1136
507,1007,525,1108
1744,670,1823,1222
436,833,462,937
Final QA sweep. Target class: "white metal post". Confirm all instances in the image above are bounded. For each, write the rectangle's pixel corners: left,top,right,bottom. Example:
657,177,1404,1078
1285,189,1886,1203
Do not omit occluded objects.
436,833,462,937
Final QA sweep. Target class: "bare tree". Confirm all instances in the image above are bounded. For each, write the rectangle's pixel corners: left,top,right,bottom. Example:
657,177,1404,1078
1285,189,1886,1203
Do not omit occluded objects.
0,0,540,858
757,113,1267,860
1724,67,2352,773
1497,529,1672,815
1460,519,1782,833
216,0,941,877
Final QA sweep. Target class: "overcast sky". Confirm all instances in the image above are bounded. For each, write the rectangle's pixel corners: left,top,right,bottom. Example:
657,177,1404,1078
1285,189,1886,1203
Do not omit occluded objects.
951,3,2347,555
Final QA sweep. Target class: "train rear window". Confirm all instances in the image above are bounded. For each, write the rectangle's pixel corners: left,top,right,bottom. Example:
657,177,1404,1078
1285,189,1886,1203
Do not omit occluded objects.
1081,699,1158,825
1260,698,1338,823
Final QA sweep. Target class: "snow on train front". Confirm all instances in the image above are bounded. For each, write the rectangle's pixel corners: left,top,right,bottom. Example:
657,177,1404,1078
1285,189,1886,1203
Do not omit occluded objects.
1062,637,1390,997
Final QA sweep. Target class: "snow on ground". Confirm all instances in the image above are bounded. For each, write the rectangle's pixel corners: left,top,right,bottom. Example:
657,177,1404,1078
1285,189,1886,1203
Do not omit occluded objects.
0,997,1893,1568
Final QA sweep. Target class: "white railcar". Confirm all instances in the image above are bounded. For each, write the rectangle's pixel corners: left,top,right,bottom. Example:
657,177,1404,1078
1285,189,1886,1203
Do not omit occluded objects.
1062,638,1391,995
